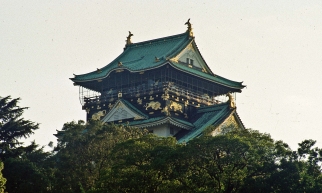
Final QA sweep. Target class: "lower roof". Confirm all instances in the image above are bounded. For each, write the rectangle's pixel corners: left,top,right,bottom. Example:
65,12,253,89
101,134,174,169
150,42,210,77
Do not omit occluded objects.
128,116,195,130
177,103,235,143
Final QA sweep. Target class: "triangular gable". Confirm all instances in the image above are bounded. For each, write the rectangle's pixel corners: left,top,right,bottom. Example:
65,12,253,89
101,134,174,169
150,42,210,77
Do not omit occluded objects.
101,99,147,123
170,42,214,75
177,105,245,143
177,103,231,143
210,112,245,136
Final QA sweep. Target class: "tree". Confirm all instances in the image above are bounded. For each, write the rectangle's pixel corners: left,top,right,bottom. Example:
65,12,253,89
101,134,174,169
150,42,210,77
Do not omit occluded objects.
2,145,51,193
98,134,180,193
51,120,148,193
0,96,39,160
0,96,49,193
90,127,322,193
169,129,285,193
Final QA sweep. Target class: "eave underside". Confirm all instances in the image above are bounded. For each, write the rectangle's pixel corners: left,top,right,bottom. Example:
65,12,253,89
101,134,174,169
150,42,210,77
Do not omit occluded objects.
76,65,243,95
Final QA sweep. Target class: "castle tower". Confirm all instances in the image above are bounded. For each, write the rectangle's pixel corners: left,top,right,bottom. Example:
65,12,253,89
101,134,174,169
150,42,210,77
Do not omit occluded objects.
70,20,245,142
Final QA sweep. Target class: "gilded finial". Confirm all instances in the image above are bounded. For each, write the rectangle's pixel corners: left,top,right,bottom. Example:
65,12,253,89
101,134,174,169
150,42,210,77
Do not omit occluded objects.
126,31,133,46
96,68,102,73
118,61,122,66
185,18,193,37
226,92,236,109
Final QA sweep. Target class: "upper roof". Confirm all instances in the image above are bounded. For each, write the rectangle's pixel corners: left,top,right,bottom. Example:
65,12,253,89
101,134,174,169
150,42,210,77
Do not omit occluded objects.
71,31,245,90
72,33,190,81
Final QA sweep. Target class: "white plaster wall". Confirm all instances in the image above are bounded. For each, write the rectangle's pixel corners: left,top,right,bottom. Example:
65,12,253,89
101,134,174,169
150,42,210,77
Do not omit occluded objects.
178,48,202,68
151,123,170,137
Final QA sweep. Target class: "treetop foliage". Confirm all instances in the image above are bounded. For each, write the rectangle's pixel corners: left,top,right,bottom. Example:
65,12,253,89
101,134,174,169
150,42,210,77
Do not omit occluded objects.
0,95,321,192
0,96,39,160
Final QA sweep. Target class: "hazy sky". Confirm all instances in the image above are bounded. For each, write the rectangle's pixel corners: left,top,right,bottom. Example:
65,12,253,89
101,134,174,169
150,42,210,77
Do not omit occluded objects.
1,1,322,149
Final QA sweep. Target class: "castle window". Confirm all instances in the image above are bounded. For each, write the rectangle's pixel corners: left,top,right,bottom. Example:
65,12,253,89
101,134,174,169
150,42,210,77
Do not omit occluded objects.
186,58,194,65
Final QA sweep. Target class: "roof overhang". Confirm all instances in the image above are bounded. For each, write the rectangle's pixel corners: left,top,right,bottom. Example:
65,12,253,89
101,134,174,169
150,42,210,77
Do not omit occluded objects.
72,62,245,91
130,116,195,130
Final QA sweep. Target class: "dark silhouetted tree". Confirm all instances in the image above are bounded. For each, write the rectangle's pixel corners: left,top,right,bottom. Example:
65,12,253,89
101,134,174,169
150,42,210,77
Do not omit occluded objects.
0,96,39,160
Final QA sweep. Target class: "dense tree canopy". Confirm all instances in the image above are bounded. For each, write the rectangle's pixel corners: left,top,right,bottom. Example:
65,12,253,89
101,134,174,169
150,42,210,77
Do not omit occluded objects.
0,95,321,193
2,144,51,193
50,120,149,193
0,96,51,193
45,121,322,193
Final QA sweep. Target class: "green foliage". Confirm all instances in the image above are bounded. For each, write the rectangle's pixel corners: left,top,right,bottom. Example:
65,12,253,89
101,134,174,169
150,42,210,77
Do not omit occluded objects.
0,96,39,160
2,143,52,193
89,128,322,193
51,120,148,193
0,96,48,193
1,108,318,193
96,134,180,192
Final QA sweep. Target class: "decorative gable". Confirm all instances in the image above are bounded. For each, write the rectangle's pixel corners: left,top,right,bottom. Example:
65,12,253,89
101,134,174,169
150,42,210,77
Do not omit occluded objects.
211,113,242,136
101,100,146,122
172,43,212,74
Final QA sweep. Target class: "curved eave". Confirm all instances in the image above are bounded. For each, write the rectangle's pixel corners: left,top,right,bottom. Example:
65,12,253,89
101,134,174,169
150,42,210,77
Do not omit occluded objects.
168,61,245,90
130,116,195,130
72,61,245,91
71,62,167,83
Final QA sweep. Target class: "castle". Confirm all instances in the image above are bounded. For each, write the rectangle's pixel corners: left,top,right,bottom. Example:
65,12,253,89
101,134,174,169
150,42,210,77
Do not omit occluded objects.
70,20,245,142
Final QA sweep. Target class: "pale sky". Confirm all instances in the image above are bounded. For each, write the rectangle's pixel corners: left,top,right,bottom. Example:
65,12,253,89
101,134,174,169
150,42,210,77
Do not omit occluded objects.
1,1,322,150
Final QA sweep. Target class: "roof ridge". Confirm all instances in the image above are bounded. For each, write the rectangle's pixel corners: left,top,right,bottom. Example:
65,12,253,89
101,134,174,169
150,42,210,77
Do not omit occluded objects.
197,102,230,112
191,40,214,75
234,110,246,129
126,32,188,48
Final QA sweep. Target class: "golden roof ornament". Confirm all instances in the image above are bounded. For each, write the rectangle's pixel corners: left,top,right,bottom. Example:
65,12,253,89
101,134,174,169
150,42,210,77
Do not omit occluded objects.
226,92,236,109
126,31,133,46
118,91,122,98
185,18,193,37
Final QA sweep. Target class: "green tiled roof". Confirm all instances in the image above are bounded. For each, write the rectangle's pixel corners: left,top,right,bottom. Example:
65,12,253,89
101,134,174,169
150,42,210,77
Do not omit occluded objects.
70,32,245,90
71,33,191,82
128,117,164,126
170,61,244,89
177,103,233,143
172,117,195,127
